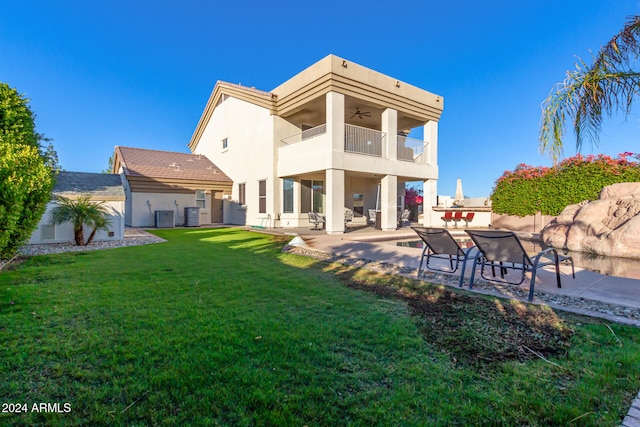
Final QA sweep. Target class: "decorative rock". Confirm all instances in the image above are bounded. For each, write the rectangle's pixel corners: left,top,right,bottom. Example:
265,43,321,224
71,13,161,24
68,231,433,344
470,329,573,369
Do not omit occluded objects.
541,182,640,258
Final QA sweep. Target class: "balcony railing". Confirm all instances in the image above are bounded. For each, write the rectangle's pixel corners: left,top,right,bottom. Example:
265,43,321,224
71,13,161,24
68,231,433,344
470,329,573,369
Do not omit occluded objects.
281,123,427,163
397,136,427,163
281,124,326,146
344,123,385,157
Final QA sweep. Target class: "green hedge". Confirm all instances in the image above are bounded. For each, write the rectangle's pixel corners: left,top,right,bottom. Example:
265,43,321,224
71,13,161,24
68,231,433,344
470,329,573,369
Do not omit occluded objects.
490,153,640,217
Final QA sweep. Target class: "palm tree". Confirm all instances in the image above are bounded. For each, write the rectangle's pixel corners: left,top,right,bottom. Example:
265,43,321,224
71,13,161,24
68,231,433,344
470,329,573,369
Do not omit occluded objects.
49,195,111,246
540,15,640,163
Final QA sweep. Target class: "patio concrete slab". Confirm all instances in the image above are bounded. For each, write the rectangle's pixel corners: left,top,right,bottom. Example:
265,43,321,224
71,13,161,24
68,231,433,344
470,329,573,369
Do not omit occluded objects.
293,226,640,312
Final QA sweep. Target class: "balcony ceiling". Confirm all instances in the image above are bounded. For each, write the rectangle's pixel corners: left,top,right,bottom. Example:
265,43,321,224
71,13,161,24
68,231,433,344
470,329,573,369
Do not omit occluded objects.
283,95,427,132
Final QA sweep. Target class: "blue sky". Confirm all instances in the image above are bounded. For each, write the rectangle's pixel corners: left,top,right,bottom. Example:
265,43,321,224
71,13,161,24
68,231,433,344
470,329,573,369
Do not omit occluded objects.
2,1,640,197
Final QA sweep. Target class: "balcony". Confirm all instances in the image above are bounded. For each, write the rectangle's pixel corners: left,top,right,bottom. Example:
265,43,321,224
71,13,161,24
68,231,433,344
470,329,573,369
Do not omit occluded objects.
280,123,427,163
281,124,327,146
344,123,385,157
397,136,427,163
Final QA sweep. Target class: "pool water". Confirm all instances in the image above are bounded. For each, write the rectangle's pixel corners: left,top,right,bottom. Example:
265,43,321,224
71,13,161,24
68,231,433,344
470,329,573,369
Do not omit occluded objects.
396,239,640,280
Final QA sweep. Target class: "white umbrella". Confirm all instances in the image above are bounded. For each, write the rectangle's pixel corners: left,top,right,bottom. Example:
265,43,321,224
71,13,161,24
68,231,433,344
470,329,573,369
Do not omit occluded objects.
454,178,464,205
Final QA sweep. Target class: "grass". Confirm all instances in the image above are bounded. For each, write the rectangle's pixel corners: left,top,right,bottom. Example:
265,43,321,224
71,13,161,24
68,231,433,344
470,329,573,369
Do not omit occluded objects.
0,227,639,426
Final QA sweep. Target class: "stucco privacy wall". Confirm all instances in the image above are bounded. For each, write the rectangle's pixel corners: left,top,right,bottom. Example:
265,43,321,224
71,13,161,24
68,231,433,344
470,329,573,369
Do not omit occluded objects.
193,96,280,227
30,201,125,244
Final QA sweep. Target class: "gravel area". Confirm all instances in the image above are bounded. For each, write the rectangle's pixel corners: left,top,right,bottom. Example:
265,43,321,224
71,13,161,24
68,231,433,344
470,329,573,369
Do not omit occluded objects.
284,245,640,326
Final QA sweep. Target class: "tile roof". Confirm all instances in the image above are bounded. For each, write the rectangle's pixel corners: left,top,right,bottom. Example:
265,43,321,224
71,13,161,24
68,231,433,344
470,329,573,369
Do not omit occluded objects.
115,146,232,182
216,80,273,97
53,171,125,199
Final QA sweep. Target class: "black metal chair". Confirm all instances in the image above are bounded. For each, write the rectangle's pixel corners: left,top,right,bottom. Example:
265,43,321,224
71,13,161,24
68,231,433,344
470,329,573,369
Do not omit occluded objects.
463,229,575,301
307,212,325,230
412,227,475,286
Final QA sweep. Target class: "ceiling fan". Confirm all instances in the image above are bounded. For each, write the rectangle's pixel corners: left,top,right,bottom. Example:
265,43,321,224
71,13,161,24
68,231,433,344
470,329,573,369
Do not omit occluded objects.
349,107,371,119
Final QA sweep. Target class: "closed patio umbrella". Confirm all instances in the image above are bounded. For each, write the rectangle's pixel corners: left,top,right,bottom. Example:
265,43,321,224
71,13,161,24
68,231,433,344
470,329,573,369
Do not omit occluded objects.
454,178,464,205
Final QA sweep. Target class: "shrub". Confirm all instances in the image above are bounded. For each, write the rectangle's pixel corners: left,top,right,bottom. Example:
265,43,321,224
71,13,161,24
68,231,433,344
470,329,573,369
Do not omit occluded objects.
0,83,55,259
491,153,640,216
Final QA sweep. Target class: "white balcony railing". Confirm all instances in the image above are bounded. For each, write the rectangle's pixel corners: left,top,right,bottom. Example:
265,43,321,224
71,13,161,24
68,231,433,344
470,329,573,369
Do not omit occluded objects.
281,123,428,163
397,136,427,163
344,123,385,157
281,124,327,146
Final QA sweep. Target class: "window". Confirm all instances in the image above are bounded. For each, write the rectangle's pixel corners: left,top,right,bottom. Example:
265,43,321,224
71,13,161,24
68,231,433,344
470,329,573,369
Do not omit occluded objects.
238,183,246,205
301,180,324,213
222,138,228,150
41,224,55,240
196,190,206,209
258,180,267,214
283,179,294,213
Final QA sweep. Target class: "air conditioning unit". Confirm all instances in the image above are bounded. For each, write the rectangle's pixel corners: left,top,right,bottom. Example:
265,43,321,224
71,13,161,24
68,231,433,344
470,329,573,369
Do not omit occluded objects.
184,207,201,227
154,210,175,228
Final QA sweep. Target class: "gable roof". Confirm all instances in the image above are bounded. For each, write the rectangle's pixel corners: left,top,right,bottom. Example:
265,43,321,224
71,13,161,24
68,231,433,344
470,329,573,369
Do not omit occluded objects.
114,146,231,182
112,146,233,194
53,171,125,201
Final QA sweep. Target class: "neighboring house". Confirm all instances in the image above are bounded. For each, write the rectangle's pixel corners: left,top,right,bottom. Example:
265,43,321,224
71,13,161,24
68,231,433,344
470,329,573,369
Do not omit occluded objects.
188,54,444,234
29,171,125,244
112,146,233,227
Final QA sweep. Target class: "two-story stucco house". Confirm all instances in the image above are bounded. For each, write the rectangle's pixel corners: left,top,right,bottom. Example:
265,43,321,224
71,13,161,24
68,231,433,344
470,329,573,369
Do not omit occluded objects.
188,54,444,234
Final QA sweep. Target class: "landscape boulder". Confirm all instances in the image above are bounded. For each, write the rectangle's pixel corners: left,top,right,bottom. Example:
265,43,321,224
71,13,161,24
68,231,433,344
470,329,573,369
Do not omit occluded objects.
540,182,640,258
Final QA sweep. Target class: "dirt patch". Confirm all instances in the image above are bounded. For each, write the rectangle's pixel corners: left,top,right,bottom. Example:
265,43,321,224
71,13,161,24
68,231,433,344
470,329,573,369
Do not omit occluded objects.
345,279,573,368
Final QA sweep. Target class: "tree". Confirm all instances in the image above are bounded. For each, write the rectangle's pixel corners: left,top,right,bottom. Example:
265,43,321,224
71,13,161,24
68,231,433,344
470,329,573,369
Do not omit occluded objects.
0,83,55,259
102,154,115,174
539,15,640,163
49,195,111,246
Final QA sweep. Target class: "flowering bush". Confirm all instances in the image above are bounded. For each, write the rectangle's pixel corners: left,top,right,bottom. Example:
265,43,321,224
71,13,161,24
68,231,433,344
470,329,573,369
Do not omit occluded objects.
491,153,640,216
404,187,423,220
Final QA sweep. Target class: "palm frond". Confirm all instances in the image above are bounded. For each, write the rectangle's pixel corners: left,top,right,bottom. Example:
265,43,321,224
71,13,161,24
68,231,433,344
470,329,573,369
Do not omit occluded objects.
539,15,640,163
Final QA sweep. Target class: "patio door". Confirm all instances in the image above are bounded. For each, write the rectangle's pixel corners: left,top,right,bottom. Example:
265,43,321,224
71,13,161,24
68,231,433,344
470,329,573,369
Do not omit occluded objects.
211,191,223,223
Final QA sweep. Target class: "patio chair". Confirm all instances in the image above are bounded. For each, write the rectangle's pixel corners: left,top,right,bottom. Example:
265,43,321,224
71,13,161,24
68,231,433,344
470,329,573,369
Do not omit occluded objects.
441,211,454,228
399,209,411,227
462,212,475,227
452,211,464,228
463,230,575,301
344,209,354,230
411,227,475,286
368,209,377,227
308,212,325,230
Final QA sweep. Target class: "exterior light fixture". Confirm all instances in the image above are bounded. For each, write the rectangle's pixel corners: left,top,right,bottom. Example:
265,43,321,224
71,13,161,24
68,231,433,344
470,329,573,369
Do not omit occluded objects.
342,60,348,68
395,80,400,88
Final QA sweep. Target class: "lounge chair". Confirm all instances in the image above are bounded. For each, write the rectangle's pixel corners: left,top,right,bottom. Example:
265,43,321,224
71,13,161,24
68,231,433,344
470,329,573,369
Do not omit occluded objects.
463,230,575,301
441,211,453,228
452,211,464,228
411,227,475,286
308,212,325,230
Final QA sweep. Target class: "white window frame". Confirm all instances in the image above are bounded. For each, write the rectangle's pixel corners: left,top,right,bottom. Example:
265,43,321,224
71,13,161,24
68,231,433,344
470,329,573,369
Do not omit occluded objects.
196,190,206,209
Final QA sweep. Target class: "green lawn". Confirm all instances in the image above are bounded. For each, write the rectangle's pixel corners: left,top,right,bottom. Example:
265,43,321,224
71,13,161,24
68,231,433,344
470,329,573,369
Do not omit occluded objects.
1,228,639,426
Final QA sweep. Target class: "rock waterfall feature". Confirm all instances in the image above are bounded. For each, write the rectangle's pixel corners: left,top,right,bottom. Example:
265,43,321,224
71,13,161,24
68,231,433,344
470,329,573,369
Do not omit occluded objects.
540,183,640,258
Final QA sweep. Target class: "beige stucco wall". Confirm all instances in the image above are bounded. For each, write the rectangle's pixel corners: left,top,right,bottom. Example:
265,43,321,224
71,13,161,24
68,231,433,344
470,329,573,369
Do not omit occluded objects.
491,212,556,233
29,200,125,244
194,97,276,227
128,191,213,227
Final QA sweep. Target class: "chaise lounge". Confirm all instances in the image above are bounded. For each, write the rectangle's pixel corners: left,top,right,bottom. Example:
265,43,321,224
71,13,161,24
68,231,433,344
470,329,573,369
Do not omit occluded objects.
463,229,575,301
412,227,474,286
